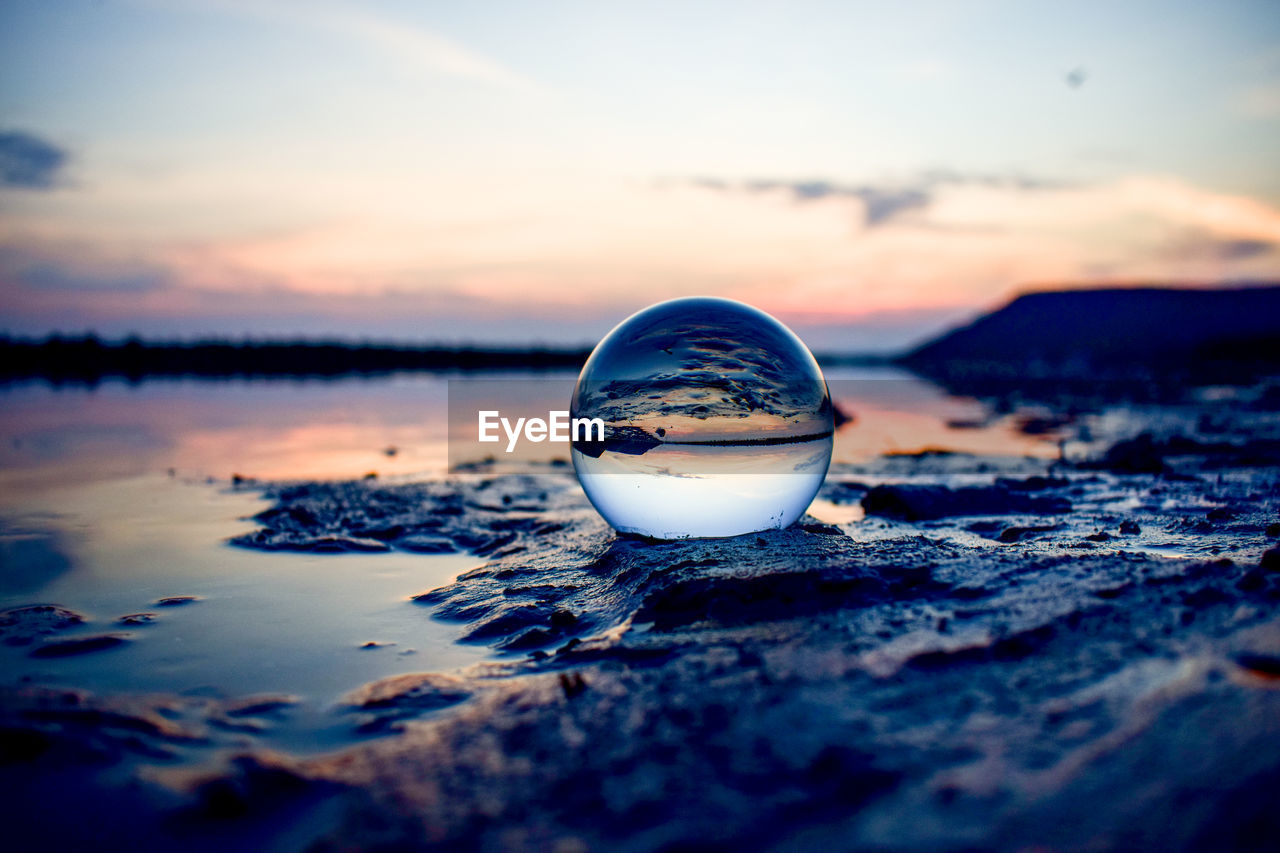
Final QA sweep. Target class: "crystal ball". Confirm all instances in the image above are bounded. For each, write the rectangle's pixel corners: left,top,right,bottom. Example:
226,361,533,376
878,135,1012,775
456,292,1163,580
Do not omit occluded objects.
570,296,834,539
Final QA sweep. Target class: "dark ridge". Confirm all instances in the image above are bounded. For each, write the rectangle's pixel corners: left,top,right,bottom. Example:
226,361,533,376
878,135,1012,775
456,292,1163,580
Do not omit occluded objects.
898,284,1280,405
903,284,1280,374
0,335,591,385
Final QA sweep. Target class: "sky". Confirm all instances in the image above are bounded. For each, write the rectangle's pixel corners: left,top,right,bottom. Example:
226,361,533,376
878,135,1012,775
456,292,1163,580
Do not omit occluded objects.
1,0,1279,352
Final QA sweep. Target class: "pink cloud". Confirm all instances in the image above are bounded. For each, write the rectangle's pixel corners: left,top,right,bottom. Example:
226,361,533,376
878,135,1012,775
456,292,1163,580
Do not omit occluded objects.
3,174,1277,344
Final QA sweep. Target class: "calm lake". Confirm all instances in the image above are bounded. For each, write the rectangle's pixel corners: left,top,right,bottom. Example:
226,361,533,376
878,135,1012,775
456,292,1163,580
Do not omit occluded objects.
0,367,1059,753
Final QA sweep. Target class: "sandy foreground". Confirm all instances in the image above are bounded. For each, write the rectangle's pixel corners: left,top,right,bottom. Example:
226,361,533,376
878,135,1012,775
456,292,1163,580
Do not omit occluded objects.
3,391,1280,851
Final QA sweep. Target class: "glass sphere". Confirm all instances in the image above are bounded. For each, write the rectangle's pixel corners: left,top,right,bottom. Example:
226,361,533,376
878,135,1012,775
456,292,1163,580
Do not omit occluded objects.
570,296,834,539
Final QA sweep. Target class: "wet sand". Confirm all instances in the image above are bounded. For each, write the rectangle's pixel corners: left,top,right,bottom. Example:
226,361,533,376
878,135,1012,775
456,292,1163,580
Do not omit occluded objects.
3,374,1279,850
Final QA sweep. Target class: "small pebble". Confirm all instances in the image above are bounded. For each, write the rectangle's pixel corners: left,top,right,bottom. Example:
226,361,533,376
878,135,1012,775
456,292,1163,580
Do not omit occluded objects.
222,694,300,717
31,633,132,658
0,605,86,646
155,596,202,607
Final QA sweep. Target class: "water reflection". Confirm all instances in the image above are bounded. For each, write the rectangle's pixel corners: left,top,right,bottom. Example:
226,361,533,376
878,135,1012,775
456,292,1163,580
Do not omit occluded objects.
1,369,1059,499
0,375,451,496
0,368,1059,752
824,367,1061,460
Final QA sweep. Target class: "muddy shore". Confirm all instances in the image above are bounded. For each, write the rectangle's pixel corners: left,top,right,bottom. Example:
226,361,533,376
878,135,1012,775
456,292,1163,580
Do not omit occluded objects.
3,384,1280,851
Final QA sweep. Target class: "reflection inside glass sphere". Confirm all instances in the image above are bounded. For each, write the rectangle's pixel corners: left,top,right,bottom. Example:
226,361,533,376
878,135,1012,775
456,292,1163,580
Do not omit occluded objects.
570,297,834,539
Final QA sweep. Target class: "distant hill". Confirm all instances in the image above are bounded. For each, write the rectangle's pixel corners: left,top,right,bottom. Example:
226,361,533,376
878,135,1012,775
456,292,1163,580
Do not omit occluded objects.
903,285,1280,376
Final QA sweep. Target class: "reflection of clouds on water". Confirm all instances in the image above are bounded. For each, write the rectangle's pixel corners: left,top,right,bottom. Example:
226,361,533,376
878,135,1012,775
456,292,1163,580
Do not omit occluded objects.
573,298,833,434
582,371,827,425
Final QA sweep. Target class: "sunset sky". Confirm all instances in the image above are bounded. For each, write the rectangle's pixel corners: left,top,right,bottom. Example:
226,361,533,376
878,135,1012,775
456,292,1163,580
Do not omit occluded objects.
2,0,1279,351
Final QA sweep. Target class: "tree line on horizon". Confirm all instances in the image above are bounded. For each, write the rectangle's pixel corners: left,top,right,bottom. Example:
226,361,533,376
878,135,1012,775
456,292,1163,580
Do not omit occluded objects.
0,334,594,384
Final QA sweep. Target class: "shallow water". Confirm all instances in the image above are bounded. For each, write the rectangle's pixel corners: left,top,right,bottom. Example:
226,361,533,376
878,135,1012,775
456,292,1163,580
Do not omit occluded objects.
0,472,486,754
0,368,1058,753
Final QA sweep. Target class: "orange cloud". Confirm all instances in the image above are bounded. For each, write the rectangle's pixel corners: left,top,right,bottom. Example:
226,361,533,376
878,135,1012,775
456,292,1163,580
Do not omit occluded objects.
4,172,1278,341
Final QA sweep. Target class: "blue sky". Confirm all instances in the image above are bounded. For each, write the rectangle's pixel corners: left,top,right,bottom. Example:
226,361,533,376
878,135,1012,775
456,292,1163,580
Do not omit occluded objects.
2,0,1279,350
